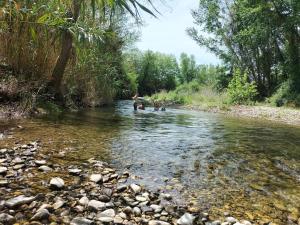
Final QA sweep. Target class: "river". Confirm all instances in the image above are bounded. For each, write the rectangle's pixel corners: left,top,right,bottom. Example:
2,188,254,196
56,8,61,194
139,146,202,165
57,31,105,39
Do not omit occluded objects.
1,100,299,224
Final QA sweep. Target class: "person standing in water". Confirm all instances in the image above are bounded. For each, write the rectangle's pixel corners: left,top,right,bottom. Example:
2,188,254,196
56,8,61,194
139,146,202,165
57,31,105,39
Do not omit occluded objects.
132,93,138,111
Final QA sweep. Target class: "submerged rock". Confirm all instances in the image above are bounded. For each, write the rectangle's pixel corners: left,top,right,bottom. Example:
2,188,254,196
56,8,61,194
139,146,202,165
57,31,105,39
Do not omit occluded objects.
177,213,195,225
5,195,35,208
50,177,64,189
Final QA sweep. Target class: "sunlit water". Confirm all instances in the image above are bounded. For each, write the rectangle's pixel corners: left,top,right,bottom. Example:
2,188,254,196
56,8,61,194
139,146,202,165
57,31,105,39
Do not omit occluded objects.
1,100,299,224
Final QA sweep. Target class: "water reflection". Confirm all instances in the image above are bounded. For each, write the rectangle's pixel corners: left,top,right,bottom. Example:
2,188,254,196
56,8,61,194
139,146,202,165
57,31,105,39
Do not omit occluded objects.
0,100,299,224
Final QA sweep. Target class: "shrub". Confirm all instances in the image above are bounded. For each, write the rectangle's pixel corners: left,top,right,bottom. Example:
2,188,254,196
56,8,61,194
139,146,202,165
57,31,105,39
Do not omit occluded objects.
227,69,257,105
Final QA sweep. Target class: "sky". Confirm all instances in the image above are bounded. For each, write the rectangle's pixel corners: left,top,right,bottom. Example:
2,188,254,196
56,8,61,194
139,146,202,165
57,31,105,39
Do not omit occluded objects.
136,0,220,65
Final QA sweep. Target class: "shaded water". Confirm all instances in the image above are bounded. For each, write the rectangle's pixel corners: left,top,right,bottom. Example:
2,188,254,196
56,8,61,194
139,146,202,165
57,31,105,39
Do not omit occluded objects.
1,101,299,224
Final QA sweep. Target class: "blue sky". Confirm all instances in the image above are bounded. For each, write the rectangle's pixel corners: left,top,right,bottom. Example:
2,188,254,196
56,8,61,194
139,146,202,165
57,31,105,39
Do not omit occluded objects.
136,0,220,65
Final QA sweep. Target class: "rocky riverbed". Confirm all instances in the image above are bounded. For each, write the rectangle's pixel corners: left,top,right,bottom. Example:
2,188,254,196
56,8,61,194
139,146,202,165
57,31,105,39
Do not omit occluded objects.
0,137,261,225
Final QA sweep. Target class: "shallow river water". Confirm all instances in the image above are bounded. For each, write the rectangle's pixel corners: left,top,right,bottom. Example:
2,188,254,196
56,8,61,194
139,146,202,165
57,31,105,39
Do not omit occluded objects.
1,101,300,224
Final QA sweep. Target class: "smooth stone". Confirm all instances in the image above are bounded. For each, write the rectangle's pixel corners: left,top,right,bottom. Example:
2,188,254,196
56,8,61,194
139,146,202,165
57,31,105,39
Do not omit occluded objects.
130,183,142,193
161,193,172,200
117,184,127,192
148,220,170,225
70,217,93,225
90,174,102,183
88,200,106,211
35,160,46,166
98,217,114,222
98,195,110,202
0,180,8,186
5,195,35,208
150,204,163,213
79,196,89,206
50,177,64,189
38,165,52,172
136,196,147,202
97,209,115,218
53,199,65,210
177,213,195,225
0,213,15,224
69,168,82,175
133,207,142,216
212,221,221,225
226,217,238,224
0,167,8,174
31,209,50,220
114,216,123,224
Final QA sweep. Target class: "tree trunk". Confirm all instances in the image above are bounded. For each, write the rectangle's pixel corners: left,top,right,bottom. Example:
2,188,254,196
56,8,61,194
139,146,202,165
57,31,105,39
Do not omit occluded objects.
50,30,73,100
50,0,82,101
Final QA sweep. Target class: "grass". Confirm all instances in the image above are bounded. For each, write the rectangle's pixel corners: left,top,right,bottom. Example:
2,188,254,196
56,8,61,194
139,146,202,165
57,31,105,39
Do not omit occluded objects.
148,81,230,111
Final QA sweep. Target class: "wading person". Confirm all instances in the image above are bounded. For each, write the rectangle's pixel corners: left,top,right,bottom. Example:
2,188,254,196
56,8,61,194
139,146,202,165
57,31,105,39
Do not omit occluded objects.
132,93,138,111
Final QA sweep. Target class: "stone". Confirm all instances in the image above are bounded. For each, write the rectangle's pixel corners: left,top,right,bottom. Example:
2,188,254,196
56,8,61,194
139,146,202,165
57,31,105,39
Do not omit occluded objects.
133,207,142,216
97,209,115,218
150,204,163,213
88,200,106,211
226,217,238,224
69,168,82,175
123,206,133,215
177,213,195,225
70,217,94,225
90,174,102,183
0,167,8,175
98,195,110,202
35,160,47,166
114,216,124,224
148,220,171,225
50,177,64,189
5,195,35,208
0,213,15,224
98,217,114,223
136,196,147,202
161,193,172,200
53,199,65,210
79,196,89,206
130,183,142,193
0,179,8,186
38,165,52,172
117,184,127,192
31,209,50,221
212,221,221,225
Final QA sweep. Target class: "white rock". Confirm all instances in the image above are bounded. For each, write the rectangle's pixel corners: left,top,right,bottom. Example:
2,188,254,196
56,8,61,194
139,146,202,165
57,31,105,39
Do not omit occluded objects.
241,220,252,225
97,209,115,218
50,177,64,189
226,217,238,224
88,200,106,211
35,160,46,166
5,195,35,208
0,167,7,175
38,165,52,172
130,183,142,193
177,213,195,225
69,168,82,175
70,217,93,225
79,196,89,206
90,174,102,183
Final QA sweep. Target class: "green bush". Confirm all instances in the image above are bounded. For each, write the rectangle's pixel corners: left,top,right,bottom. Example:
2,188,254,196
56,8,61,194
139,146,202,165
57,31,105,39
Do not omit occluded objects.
227,69,257,105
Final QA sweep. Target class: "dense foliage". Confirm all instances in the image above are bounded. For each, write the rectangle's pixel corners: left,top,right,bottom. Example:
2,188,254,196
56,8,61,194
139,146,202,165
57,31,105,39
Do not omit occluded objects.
188,0,300,105
0,0,154,109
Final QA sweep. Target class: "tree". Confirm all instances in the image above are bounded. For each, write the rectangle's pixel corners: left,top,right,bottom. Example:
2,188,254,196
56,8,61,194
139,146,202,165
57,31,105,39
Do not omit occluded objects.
179,53,198,83
187,0,300,100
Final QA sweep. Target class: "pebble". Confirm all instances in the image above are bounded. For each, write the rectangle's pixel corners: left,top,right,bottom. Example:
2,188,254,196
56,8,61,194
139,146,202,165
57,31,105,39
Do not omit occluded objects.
35,160,47,165
70,217,94,225
50,177,64,189
68,168,82,175
0,166,8,174
31,209,50,220
97,208,115,218
133,206,142,216
38,165,52,172
90,174,102,183
0,213,15,224
88,200,106,211
79,196,89,206
226,217,238,224
130,183,142,193
148,220,171,225
177,213,195,225
5,195,36,208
